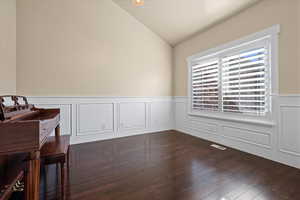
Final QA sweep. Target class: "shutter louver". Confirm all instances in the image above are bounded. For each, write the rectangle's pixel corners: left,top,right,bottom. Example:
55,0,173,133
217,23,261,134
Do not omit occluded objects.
192,60,219,111
221,47,268,115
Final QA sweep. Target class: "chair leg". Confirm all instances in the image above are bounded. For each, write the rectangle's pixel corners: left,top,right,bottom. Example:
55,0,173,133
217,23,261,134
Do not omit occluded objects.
67,147,70,169
60,162,65,200
66,148,70,199
42,165,47,200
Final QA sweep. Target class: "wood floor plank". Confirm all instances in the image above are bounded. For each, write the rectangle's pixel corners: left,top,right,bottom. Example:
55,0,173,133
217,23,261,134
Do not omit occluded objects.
37,130,300,200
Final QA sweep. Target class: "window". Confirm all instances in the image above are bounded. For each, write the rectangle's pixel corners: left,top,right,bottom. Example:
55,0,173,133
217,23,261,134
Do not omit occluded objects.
188,26,279,119
191,59,219,111
221,47,268,115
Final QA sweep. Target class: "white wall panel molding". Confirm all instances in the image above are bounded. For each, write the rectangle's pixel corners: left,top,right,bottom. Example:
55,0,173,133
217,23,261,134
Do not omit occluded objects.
277,96,300,168
29,95,300,168
28,96,173,145
118,102,147,132
188,119,218,135
220,125,271,150
174,95,300,169
150,101,173,130
76,103,114,136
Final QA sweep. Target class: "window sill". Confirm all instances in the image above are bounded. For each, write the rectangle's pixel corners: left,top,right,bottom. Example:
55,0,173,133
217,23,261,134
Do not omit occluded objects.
188,112,275,127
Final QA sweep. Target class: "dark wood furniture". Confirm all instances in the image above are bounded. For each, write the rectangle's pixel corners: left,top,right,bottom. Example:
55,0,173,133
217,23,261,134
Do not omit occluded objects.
41,135,70,200
0,154,26,200
0,95,61,200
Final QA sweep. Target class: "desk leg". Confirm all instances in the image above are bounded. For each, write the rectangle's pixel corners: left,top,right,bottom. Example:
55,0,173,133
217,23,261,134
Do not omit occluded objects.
55,125,61,137
25,151,41,200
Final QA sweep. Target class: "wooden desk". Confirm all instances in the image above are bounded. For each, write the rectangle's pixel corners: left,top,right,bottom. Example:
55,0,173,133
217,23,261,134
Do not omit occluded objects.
0,95,61,200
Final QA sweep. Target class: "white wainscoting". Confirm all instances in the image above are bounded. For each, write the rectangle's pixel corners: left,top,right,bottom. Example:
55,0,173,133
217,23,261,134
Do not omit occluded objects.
77,103,114,136
277,95,300,168
29,95,300,168
119,102,147,132
174,95,300,169
29,97,173,145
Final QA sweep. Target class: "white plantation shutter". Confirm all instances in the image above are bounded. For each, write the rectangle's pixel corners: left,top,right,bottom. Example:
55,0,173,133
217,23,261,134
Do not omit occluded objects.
221,47,268,115
191,59,219,111
189,34,274,117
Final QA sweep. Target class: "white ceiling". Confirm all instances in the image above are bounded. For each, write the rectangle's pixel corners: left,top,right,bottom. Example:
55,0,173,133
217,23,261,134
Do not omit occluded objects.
112,0,261,46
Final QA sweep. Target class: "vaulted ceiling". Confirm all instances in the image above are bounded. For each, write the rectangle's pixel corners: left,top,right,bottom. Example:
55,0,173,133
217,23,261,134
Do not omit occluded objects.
112,0,261,46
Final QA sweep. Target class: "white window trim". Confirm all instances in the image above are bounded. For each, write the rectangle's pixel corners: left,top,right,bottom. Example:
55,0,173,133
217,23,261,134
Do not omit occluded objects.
187,25,280,127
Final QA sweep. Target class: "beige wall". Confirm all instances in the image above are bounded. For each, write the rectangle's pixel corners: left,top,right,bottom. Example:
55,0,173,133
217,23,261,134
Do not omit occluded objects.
0,0,16,95
173,0,300,96
16,0,172,96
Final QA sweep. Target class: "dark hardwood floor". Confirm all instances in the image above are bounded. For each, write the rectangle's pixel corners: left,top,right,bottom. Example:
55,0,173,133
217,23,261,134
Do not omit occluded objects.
39,130,300,200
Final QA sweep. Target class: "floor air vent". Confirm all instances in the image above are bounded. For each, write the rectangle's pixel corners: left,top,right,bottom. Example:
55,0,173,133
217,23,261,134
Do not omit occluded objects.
210,144,227,150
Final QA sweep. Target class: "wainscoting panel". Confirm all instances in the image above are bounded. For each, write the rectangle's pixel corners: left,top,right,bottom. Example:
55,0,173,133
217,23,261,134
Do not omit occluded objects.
279,106,300,156
150,101,172,130
77,103,114,136
276,96,300,168
119,102,147,132
28,96,173,145
189,119,218,134
175,102,186,131
175,95,300,169
221,126,271,149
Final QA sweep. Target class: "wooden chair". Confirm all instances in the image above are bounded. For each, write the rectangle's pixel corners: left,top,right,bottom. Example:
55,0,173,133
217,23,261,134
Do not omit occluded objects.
40,135,70,199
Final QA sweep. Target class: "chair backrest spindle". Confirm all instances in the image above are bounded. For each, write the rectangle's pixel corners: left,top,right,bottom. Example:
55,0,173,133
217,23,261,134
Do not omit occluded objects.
0,95,34,121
